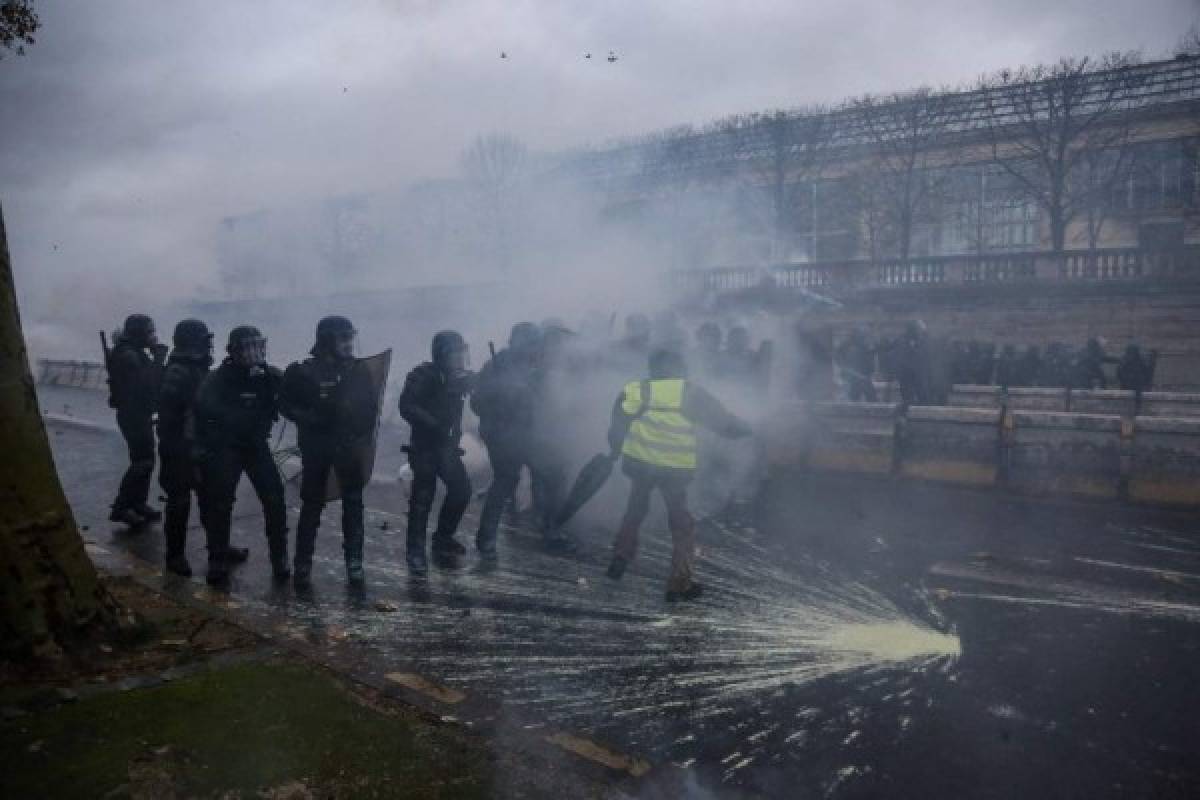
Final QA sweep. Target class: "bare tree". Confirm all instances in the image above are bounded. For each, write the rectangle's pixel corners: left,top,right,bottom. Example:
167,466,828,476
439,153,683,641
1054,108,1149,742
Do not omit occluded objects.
717,108,835,261
633,125,728,266
1,204,123,657
0,0,39,57
977,53,1146,252
460,133,528,274
850,88,963,260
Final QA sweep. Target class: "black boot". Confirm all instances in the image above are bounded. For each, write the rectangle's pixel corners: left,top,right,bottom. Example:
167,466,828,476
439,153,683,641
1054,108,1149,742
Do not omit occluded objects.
268,531,291,581
206,555,230,588
110,507,145,527
135,503,163,522
165,554,192,577
344,529,365,585
407,502,429,576
223,546,250,564
475,531,498,559
431,533,466,556
164,500,191,576
293,502,320,586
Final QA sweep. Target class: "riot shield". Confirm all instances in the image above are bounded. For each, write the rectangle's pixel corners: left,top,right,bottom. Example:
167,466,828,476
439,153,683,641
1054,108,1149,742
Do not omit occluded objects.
325,349,392,501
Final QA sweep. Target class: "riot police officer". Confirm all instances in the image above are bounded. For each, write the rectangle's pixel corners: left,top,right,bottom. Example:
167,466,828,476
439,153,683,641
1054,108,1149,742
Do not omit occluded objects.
194,326,289,587
107,314,167,526
156,319,214,576
398,331,474,575
280,316,378,586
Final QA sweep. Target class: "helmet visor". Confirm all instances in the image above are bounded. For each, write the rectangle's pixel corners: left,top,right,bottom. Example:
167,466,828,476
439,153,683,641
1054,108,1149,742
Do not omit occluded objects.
234,336,268,367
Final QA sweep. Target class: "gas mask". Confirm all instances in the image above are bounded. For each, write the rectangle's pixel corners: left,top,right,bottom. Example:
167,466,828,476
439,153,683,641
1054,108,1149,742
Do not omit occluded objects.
333,331,356,360
233,335,268,369
443,346,470,375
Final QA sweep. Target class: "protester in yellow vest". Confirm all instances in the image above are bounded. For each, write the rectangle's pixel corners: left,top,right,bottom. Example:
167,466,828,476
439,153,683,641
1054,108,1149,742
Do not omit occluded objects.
606,349,751,601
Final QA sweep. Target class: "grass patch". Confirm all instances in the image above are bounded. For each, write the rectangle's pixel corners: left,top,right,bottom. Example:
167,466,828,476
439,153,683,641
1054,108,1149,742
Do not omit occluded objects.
0,660,504,798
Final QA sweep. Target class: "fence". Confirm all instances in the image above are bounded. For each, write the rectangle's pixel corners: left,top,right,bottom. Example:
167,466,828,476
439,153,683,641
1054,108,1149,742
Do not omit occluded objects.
672,246,1200,296
36,360,108,391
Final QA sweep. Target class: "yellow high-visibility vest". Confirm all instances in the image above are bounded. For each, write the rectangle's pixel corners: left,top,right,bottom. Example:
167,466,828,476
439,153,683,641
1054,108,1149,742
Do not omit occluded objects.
621,379,697,469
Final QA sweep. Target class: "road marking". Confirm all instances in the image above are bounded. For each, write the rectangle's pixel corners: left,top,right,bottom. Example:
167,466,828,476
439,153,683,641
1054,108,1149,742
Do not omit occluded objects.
385,672,466,704
544,731,651,776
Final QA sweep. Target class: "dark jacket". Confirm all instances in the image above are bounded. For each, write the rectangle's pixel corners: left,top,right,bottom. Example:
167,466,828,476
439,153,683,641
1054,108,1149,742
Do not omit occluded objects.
279,356,377,450
607,380,749,457
157,352,211,452
470,348,537,446
195,359,281,451
108,338,164,417
398,362,469,452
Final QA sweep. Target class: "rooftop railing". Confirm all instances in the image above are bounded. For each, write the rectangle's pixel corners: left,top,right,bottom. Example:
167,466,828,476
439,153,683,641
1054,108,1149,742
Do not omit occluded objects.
671,246,1200,297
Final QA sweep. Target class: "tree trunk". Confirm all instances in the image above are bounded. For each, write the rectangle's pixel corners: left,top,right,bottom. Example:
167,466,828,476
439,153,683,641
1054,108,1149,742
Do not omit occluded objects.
1050,207,1067,252
0,203,120,658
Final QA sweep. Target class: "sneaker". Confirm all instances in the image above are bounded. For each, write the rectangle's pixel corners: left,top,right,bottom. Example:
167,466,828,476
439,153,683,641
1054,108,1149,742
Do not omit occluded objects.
109,507,145,527
135,504,163,522
665,583,704,603
165,554,192,577
431,536,466,556
606,557,627,580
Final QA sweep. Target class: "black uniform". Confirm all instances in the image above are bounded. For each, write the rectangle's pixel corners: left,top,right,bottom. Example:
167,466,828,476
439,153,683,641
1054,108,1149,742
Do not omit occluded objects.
994,345,1019,389
895,322,932,407
156,324,212,575
836,332,877,402
398,331,473,573
194,357,288,583
1117,345,1157,396
1074,339,1112,390
472,334,564,554
107,316,166,522
280,352,377,583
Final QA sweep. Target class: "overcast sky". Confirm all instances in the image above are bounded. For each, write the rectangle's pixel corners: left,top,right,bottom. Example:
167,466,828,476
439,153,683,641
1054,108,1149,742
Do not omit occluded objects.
1,0,1197,318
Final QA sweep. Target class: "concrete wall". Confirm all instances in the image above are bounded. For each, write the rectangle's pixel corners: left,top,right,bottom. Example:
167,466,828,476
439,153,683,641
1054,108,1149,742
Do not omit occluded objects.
805,402,900,475
1140,391,1200,418
1129,416,1200,507
900,406,1002,487
947,385,1002,409
1070,389,1137,417
992,411,1124,499
1005,388,1068,412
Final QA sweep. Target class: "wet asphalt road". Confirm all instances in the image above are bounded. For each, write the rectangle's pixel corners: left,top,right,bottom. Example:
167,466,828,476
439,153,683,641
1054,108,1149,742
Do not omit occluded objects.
41,385,1200,799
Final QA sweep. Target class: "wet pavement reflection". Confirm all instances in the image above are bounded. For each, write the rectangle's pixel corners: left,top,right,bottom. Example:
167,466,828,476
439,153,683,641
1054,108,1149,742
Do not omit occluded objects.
45,390,1200,798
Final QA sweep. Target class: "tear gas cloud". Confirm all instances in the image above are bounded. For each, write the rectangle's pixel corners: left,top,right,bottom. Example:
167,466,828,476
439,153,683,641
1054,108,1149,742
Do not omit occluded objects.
2,0,1192,364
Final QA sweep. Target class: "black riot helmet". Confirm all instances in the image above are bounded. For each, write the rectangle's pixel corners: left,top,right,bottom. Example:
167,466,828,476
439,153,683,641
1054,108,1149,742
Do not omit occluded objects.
696,322,721,353
509,321,541,353
432,330,469,373
649,348,688,380
312,315,357,358
172,318,212,357
122,314,157,348
227,325,268,368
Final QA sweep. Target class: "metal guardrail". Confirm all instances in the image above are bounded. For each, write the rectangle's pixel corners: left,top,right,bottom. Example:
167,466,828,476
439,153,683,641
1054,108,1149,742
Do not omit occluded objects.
672,247,1200,295
37,359,108,391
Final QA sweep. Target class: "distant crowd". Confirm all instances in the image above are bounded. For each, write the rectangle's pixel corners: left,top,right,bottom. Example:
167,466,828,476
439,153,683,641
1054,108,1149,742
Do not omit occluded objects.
836,322,1161,406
